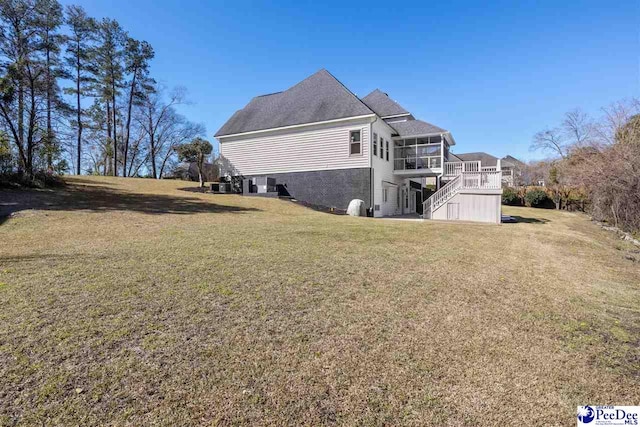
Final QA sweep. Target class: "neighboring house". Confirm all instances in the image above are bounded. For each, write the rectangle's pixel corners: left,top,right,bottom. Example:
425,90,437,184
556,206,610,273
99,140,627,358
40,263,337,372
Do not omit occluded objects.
215,69,503,223
501,155,525,187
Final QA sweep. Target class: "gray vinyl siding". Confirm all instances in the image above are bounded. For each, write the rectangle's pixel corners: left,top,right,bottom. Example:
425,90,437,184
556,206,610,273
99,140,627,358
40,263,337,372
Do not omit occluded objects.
218,118,371,176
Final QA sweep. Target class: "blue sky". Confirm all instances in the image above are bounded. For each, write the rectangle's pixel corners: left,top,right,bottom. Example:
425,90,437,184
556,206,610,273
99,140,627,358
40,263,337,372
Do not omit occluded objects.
63,0,638,160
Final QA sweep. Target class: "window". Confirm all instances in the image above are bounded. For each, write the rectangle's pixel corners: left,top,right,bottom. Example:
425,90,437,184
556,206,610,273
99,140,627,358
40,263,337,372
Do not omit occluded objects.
373,133,377,156
382,187,388,203
380,137,384,159
349,130,361,155
386,140,389,161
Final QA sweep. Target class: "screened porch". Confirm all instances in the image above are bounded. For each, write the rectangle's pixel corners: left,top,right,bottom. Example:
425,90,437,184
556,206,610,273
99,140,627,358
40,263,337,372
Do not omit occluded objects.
393,134,449,176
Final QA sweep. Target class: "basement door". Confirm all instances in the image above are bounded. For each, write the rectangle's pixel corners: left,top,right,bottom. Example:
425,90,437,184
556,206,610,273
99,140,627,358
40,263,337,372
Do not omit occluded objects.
403,188,418,214
447,203,460,220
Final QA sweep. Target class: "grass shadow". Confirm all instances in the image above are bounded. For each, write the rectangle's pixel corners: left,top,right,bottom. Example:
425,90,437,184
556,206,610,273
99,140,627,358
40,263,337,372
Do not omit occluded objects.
177,186,210,194
0,182,260,226
509,215,550,224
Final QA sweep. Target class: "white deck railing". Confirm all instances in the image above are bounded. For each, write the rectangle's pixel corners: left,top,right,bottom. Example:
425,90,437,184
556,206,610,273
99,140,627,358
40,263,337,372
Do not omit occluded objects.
460,171,502,189
423,170,502,218
443,161,481,177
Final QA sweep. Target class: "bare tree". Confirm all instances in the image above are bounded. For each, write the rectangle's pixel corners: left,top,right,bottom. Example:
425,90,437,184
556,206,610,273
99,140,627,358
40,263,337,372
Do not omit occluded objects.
138,85,203,179
595,98,640,145
562,108,594,148
521,160,551,186
563,103,640,231
531,127,568,159
125,118,147,177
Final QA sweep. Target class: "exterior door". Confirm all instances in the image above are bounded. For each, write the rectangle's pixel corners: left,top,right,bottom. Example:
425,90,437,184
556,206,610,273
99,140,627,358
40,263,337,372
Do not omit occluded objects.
388,186,399,216
403,188,413,214
447,203,459,220
415,190,423,215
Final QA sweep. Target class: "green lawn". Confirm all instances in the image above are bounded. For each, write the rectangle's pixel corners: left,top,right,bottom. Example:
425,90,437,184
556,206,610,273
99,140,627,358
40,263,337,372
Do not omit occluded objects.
1,176,639,426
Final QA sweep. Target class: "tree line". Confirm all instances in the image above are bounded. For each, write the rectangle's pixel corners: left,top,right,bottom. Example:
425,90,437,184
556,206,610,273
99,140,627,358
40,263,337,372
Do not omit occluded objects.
527,98,640,234
0,0,206,181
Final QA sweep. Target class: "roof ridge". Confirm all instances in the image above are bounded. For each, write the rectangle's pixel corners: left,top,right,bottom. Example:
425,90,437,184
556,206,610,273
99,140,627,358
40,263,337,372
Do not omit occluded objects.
254,91,283,99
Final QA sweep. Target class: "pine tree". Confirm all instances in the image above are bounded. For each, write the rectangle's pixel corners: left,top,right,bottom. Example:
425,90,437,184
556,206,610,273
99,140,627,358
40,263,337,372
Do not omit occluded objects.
94,18,125,176
0,0,47,177
122,37,153,176
64,4,96,175
34,0,64,171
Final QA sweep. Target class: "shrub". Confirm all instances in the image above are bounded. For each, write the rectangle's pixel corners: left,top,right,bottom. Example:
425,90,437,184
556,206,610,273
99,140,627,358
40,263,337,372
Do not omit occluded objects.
502,187,521,205
0,170,65,188
525,188,551,208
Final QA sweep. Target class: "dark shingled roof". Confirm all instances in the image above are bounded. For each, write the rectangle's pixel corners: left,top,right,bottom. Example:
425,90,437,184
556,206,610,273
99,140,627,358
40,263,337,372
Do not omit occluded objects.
501,155,525,168
215,69,374,137
455,152,500,166
389,119,448,137
448,152,463,162
361,89,410,118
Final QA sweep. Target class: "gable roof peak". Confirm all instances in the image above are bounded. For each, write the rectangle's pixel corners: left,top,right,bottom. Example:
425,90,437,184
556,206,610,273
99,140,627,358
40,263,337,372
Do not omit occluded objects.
215,69,374,137
361,89,410,118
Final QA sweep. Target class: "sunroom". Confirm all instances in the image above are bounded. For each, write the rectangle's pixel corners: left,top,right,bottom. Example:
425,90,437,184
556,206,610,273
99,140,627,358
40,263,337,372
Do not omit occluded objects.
392,133,454,177
388,119,455,177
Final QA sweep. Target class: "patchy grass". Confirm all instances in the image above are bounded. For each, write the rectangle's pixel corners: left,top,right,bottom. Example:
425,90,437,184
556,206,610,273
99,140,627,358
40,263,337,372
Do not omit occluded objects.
0,176,639,426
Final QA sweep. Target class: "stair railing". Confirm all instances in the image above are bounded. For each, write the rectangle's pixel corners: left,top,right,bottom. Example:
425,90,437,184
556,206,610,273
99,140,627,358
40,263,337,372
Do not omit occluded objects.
423,174,462,219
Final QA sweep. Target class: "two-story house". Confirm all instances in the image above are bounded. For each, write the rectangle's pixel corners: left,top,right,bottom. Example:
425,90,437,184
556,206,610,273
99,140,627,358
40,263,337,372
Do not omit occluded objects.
215,69,503,223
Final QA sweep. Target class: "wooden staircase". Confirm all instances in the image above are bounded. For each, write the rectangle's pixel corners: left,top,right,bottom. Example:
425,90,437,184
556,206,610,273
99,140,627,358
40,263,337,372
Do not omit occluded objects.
423,161,502,220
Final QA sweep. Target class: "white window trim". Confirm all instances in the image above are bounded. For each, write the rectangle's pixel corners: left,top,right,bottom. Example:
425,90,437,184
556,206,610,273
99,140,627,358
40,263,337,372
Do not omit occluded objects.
373,133,378,156
349,129,363,157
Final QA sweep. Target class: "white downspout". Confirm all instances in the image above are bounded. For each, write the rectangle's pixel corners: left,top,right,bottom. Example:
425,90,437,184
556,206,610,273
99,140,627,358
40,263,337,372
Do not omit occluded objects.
369,117,377,216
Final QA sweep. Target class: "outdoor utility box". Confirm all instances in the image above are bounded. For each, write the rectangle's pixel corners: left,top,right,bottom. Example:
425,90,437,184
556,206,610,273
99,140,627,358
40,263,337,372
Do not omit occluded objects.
254,177,277,193
242,179,251,195
212,182,231,193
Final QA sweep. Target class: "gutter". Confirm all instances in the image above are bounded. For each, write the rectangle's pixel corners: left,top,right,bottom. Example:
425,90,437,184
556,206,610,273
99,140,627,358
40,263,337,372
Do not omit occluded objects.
216,114,376,140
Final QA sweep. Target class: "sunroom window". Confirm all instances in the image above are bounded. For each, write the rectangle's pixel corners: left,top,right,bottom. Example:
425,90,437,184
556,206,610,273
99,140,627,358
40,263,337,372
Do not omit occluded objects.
393,136,443,170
